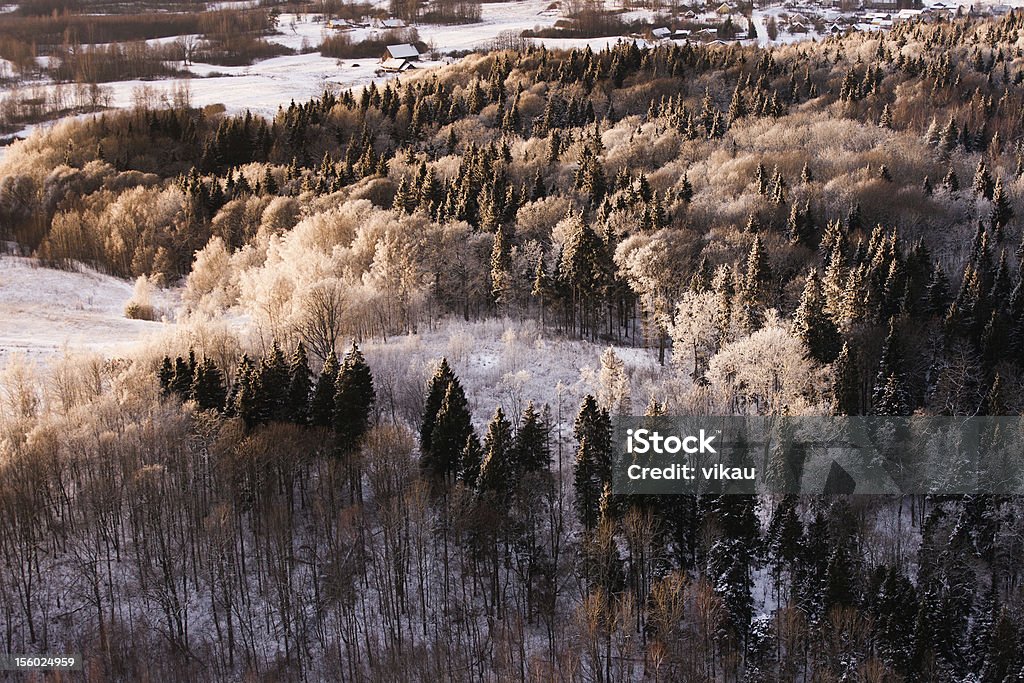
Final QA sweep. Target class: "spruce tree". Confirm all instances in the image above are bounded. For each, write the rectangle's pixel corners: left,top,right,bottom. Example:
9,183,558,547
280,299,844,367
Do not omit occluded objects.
234,355,266,429
973,159,995,199
793,269,842,363
260,342,290,422
831,342,861,415
158,356,174,396
286,342,312,425
420,357,457,455
460,431,483,488
476,406,515,498
192,357,227,412
872,320,911,416
428,380,473,480
573,395,612,532
989,176,1013,236
333,343,375,454
743,235,773,309
515,401,552,474
309,351,339,428
171,356,194,398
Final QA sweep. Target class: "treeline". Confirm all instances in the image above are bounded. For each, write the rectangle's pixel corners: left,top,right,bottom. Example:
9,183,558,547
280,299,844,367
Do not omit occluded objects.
0,7,285,78
320,27,423,60
0,333,1021,680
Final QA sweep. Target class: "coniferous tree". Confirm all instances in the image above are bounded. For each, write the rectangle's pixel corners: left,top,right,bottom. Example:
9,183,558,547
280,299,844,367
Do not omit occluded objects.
973,159,995,199
743,235,773,310
333,343,375,454
420,357,458,456
573,395,612,533
260,342,290,422
158,356,174,396
831,342,861,415
428,380,473,481
171,356,194,398
234,354,266,429
192,357,227,412
515,401,552,474
490,224,511,308
793,269,841,363
989,176,1013,236
872,320,912,416
476,406,515,498
309,351,339,428
460,431,483,488
286,342,312,425
944,166,960,192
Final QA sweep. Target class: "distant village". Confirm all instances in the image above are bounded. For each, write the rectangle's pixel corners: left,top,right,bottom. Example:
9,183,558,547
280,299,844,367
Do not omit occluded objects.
327,0,1020,76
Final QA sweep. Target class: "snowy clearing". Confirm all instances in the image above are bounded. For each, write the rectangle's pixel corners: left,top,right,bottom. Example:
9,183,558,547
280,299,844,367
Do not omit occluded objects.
0,257,174,360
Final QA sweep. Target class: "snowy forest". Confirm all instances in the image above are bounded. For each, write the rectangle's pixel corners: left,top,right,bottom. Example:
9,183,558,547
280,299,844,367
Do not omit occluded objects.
2,9,1024,682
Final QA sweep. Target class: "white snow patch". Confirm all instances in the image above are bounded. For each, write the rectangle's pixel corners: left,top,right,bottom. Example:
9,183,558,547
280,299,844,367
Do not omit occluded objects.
0,257,175,360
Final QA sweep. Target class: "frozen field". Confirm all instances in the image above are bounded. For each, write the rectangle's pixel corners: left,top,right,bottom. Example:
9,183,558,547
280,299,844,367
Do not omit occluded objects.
0,257,173,359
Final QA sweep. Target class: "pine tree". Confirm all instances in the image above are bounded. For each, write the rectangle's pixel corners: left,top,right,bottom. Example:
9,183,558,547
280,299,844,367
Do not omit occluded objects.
831,342,861,415
943,166,960,192
743,235,773,309
460,431,482,488
286,342,312,425
515,402,552,474
309,351,339,428
158,356,174,396
420,357,458,455
767,494,803,572
872,320,911,416
973,159,995,199
333,343,375,454
476,406,515,498
428,380,473,480
192,357,227,412
171,356,194,398
989,176,1013,236
260,342,290,422
234,354,266,429
490,224,511,308
573,395,612,533
793,269,842,363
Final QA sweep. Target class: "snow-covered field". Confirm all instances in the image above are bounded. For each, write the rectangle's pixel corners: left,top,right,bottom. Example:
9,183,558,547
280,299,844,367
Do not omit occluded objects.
0,257,174,360
1,1,652,141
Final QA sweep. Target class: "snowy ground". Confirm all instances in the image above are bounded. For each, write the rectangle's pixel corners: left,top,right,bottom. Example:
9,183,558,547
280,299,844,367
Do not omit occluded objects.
0,257,175,360
1,2,652,142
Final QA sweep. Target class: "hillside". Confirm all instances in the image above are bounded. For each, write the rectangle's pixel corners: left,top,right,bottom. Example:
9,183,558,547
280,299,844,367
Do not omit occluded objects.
0,12,1023,682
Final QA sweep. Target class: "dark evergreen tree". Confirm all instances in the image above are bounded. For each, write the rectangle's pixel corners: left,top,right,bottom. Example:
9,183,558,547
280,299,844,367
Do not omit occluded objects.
515,401,552,474
286,342,312,425
428,380,474,481
831,342,861,415
192,357,226,412
260,342,290,422
476,406,515,498
309,351,339,428
333,343,375,454
171,356,194,398
793,269,841,363
973,159,995,199
158,356,174,396
420,357,458,455
872,320,912,416
573,395,612,533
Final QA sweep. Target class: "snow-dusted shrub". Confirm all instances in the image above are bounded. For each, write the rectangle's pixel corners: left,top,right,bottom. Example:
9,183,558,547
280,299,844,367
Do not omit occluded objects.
124,275,159,321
